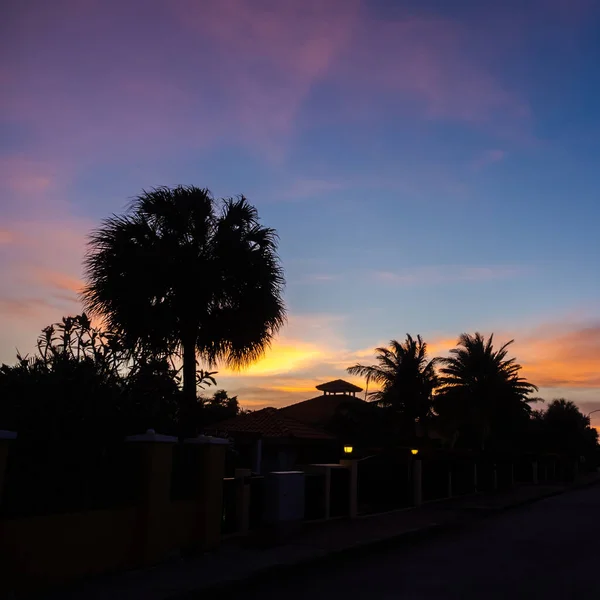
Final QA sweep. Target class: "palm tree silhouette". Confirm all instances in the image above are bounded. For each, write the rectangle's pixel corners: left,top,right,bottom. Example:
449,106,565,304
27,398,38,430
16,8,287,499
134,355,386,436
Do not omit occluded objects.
81,186,285,436
436,332,537,450
347,334,439,436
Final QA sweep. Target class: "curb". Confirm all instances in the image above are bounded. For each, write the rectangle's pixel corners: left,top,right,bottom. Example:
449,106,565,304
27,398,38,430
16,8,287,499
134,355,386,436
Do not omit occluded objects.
469,477,600,515
168,478,600,599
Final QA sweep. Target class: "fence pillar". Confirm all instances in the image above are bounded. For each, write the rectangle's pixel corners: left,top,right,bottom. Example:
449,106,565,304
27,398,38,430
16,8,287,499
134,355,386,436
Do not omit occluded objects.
473,463,478,492
532,461,538,485
510,463,515,487
234,468,251,534
126,429,177,565
413,459,422,507
0,430,17,503
184,435,229,551
493,464,498,491
304,465,334,519
447,468,453,498
341,459,358,518
253,439,263,474
323,467,332,519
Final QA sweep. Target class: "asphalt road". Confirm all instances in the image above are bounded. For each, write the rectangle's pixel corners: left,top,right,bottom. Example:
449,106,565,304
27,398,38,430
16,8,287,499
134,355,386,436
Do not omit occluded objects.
233,485,600,599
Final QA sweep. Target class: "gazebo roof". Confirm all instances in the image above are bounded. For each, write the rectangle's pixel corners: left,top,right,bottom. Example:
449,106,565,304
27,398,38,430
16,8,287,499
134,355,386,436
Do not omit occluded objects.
315,379,363,394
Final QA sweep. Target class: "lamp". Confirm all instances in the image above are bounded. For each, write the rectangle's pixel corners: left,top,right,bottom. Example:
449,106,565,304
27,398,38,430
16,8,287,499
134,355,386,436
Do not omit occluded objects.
411,449,419,456
343,445,353,455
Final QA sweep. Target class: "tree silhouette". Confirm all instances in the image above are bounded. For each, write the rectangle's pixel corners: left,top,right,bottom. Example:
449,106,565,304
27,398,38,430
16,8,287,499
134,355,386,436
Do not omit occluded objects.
81,186,285,436
541,399,598,457
347,334,439,436
436,332,538,450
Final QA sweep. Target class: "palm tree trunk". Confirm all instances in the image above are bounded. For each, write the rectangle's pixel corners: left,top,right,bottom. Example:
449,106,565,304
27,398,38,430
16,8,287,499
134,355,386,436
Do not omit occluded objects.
181,335,198,439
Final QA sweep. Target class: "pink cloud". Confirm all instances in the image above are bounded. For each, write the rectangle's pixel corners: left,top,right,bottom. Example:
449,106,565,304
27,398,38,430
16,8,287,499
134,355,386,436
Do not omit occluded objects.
0,230,16,245
2,0,536,170
0,157,57,204
0,218,92,363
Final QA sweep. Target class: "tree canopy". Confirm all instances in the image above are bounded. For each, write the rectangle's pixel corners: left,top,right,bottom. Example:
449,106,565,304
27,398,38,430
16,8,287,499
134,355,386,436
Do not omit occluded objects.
81,186,285,435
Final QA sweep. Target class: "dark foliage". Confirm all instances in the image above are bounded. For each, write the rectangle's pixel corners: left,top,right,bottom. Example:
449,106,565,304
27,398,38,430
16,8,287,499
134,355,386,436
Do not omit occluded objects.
347,334,439,437
435,333,538,450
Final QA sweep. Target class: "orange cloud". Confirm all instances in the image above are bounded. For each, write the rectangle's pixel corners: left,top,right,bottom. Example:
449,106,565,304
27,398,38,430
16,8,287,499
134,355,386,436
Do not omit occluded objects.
516,324,600,389
419,325,600,391
220,341,325,377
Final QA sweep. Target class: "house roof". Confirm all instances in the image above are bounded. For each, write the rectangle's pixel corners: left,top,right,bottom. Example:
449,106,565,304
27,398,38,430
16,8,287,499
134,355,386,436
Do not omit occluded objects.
316,379,363,394
214,408,336,441
280,393,365,427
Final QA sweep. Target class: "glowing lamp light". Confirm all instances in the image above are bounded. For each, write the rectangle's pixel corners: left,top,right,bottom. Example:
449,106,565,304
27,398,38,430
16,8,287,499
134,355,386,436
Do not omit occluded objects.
411,449,419,456
343,445,353,455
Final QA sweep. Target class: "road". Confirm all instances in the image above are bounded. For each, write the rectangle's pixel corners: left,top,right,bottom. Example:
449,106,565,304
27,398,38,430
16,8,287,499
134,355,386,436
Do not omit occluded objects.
233,484,600,599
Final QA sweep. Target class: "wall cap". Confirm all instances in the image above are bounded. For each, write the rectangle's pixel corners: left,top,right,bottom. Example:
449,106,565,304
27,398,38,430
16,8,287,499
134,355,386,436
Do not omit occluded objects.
184,435,229,445
0,430,17,440
125,429,177,443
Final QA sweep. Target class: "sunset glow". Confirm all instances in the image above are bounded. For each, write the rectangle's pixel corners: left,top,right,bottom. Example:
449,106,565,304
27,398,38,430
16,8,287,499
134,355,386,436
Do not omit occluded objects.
2,0,599,421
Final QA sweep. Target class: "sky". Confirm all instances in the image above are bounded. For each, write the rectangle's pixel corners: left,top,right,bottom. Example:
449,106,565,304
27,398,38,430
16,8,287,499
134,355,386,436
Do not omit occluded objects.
1,0,600,422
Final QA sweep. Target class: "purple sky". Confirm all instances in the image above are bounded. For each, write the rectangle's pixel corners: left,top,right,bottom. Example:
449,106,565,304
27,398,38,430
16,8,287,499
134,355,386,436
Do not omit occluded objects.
1,0,599,421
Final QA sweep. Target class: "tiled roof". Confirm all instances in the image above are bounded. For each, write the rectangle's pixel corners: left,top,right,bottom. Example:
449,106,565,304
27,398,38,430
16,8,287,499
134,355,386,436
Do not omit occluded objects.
280,393,364,427
316,379,363,393
214,408,336,440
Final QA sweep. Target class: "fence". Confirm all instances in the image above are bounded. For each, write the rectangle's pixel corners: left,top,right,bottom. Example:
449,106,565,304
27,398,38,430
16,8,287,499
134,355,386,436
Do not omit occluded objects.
218,449,590,536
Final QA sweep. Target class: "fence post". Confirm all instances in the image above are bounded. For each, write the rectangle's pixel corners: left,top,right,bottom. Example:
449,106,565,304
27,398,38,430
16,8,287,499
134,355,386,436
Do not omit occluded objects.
473,462,478,493
0,430,17,504
447,468,453,498
510,463,515,487
413,459,422,507
184,435,229,551
493,464,498,491
532,461,538,485
125,429,177,565
341,459,358,518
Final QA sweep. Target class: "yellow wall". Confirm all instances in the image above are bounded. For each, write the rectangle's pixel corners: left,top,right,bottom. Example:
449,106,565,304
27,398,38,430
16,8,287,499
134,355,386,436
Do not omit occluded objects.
0,440,227,596
0,507,137,593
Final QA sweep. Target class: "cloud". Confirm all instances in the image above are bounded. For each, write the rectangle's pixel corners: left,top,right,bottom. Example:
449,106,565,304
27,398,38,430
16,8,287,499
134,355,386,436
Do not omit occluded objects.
372,265,526,286
419,322,600,391
220,341,326,378
282,178,347,200
218,318,600,410
0,230,16,245
0,157,62,217
516,323,600,389
289,273,340,285
2,0,535,173
0,218,92,363
471,149,507,170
